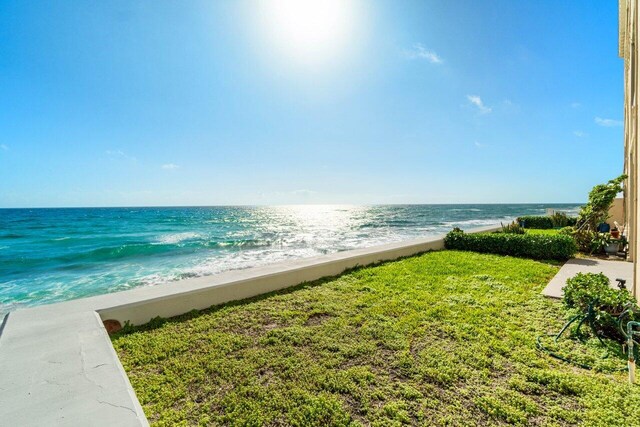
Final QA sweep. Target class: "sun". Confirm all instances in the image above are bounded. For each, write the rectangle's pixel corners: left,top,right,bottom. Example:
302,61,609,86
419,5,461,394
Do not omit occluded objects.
258,0,357,66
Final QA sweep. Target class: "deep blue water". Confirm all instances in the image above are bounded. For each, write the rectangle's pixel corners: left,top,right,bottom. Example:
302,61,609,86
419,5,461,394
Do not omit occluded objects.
0,204,580,315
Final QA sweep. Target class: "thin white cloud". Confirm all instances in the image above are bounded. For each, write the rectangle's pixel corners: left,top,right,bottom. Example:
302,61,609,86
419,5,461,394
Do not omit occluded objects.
571,102,582,109
573,131,587,138
402,43,443,64
0,144,8,151
594,117,622,127
106,150,136,161
467,95,492,114
161,163,180,170
474,141,487,148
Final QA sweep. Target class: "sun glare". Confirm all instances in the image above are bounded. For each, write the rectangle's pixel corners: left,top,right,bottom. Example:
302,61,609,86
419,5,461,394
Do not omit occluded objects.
258,0,357,66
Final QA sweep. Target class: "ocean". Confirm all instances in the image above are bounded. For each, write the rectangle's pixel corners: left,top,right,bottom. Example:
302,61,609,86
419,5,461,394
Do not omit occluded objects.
0,204,580,315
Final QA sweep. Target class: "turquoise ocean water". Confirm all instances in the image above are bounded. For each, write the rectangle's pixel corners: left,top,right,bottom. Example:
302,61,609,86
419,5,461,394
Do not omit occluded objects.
0,204,580,315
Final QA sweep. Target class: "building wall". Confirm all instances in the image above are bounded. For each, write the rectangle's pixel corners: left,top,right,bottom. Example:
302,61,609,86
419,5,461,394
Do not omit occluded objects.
609,197,626,228
620,0,640,298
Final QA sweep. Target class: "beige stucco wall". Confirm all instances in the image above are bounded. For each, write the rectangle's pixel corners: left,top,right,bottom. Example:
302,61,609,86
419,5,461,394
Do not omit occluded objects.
620,0,640,299
608,197,625,227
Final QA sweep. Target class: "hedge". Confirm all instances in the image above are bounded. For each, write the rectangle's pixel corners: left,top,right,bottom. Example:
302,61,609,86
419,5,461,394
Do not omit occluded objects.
444,230,577,260
516,215,577,229
516,216,553,229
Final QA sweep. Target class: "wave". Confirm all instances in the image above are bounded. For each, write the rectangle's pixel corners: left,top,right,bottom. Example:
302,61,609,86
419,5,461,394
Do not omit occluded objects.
1,238,276,271
205,239,271,249
57,243,183,263
156,232,201,244
358,219,417,229
441,218,508,228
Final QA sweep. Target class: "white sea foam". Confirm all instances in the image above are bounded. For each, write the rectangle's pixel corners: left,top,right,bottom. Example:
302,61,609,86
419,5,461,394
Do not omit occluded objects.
442,218,510,228
157,232,201,244
134,273,170,287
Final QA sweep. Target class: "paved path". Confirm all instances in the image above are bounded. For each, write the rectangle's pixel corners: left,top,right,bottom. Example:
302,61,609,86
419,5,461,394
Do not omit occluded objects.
542,258,634,299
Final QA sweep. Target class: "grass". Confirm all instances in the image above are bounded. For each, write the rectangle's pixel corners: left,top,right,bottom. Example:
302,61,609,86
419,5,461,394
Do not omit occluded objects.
112,250,639,426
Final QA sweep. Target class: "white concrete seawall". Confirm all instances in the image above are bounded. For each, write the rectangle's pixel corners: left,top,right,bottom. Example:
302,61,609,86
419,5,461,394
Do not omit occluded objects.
0,225,499,426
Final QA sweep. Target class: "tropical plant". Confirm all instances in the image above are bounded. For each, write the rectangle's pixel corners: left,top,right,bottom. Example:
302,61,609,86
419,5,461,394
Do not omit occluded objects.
550,212,574,228
558,226,575,237
500,221,525,234
573,174,627,252
589,232,611,254
563,272,637,342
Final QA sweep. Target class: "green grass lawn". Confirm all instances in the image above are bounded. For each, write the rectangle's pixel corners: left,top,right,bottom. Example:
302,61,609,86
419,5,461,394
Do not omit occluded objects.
112,251,639,426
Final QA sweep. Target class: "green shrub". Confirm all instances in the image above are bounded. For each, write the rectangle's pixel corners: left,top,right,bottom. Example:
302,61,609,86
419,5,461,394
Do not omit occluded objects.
550,212,577,228
499,221,525,234
589,232,611,254
563,273,637,342
571,229,594,253
444,229,577,260
517,215,577,229
558,226,574,236
517,216,554,229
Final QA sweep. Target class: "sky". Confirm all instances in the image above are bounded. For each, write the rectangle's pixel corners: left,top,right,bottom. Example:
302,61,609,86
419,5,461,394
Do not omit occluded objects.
0,1,624,207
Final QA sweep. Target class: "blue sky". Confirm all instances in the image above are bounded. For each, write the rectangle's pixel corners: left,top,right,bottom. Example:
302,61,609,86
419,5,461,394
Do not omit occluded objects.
0,1,623,207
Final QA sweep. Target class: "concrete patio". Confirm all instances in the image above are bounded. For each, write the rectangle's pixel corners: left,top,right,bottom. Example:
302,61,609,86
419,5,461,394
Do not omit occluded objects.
542,258,634,299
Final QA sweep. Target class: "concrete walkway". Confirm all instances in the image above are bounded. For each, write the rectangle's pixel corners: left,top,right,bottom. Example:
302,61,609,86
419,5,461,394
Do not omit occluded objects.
542,258,634,299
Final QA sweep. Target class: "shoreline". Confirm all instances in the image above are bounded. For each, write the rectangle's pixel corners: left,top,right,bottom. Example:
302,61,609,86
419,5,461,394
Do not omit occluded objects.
0,204,581,315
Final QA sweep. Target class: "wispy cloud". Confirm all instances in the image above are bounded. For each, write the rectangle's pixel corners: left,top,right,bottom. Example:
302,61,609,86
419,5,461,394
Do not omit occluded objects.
402,43,443,64
594,117,622,127
467,95,492,114
474,141,487,148
570,102,582,109
161,163,180,170
106,150,136,161
573,130,588,138
0,144,8,151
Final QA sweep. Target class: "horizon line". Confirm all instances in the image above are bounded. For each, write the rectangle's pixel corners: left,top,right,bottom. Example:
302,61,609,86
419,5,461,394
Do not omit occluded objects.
0,202,586,210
